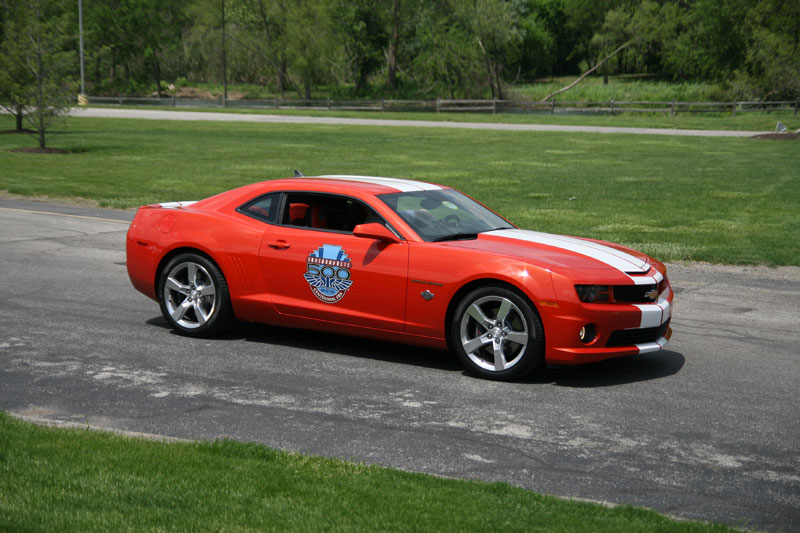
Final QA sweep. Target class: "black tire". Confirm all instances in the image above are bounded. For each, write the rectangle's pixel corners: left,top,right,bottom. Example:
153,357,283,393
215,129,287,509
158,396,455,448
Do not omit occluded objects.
450,285,544,381
157,252,232,337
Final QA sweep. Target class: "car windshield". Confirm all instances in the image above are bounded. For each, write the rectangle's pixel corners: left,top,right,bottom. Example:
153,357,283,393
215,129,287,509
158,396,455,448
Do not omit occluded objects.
378,189,513,242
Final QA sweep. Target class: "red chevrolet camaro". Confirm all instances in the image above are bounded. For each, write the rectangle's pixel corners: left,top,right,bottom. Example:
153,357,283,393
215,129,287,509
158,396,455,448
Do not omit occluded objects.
126,175,672,381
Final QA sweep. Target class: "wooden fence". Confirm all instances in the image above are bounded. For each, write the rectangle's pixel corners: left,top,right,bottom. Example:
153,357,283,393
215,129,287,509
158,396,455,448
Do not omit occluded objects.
88,96,800,117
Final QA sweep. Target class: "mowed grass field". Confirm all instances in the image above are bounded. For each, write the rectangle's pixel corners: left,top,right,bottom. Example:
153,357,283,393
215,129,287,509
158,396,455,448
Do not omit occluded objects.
1,114,798,265
0,414,734,532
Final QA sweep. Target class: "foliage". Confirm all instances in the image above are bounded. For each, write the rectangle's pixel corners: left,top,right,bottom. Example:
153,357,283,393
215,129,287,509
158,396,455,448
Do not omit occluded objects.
0,0,76,147
2,0,796,119
730,0,800,101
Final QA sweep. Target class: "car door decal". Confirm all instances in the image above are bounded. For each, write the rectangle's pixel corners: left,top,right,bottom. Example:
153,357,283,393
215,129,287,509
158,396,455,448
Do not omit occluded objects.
303,244,354,303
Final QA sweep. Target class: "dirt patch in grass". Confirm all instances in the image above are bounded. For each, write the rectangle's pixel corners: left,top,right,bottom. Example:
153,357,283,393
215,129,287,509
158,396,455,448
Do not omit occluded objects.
0,190,102,208
750,132,800,140
11,147,70,154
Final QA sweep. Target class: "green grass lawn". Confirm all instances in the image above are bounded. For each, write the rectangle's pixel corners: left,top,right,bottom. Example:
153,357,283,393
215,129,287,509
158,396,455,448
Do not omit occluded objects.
1,115,797,265
0,414,733,532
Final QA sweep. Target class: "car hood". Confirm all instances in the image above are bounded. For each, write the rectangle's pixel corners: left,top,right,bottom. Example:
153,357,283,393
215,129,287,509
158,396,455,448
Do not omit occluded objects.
445,228,654,279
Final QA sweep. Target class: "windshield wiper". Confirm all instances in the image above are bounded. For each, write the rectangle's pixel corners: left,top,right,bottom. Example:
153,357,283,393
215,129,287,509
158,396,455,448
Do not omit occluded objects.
431,232,479,242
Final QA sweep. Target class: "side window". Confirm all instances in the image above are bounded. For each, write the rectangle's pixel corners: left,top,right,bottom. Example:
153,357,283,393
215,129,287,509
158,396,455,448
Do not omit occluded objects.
282,193,385,233
238,193,280,224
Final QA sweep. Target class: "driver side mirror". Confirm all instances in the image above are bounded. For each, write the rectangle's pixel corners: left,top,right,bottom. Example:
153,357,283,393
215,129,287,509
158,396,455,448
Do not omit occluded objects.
353,223,400,243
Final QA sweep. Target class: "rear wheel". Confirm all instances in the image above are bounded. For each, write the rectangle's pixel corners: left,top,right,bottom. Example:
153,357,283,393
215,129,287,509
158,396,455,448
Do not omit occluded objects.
158,253,232,337
451,286,544,381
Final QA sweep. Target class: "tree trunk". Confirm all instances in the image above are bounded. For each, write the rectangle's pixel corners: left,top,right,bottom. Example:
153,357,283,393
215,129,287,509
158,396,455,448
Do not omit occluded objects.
386,0,400,90
276,58,287,96
15,105,23,132
304,79,311,100
154,52,162,98
221,0,227,105
110,46,116,83
542,41,631,102
35,7,46,149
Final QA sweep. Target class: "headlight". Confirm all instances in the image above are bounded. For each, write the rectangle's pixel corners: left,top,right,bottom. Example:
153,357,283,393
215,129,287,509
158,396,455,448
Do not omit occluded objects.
575,285,609,303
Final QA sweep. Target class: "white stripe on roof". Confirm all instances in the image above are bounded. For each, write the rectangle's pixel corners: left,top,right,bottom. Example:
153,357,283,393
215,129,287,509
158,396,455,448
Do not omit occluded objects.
314,175,442,192
486,228,650,274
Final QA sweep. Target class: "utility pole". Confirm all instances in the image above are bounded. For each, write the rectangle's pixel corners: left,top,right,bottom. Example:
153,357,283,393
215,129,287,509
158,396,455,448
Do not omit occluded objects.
221,0,227,107
78,0,86,104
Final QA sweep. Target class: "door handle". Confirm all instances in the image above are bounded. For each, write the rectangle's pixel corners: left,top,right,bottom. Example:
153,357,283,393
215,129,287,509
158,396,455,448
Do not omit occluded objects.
268,239,290,250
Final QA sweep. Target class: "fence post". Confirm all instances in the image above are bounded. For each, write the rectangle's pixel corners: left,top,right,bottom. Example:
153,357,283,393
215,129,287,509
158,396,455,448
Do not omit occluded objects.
171,94,176,107
732,101,737,117
492,98,497,114
327,97,331,110
670,101,675,116
436,98,440,113
551,99,555,115
118,95,122,105
610,98,614,115
381,99,385,112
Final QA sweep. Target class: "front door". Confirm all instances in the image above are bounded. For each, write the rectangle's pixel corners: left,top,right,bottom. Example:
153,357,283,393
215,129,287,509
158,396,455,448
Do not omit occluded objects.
258,193,408,332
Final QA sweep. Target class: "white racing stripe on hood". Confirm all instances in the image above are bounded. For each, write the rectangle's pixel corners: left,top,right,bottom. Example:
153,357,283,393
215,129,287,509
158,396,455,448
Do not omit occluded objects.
315,175,442,192
487,229,650,275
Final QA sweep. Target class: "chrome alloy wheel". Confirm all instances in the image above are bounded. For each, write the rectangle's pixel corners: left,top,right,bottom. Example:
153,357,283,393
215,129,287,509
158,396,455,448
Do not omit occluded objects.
163,261,217,329
459,295,530,372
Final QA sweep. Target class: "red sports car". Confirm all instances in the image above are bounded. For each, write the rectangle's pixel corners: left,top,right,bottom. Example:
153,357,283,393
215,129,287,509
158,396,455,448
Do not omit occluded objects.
126,175,672,381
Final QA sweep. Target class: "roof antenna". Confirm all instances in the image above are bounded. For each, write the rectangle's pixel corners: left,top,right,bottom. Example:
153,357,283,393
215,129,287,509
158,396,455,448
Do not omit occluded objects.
293,169,305,177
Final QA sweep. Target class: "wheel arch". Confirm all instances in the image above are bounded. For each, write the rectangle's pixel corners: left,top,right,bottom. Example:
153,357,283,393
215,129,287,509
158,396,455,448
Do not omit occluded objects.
443,278,545,353
154,247,227,297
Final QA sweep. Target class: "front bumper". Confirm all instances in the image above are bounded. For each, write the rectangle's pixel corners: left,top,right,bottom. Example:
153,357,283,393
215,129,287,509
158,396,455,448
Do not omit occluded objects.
540,282,673,365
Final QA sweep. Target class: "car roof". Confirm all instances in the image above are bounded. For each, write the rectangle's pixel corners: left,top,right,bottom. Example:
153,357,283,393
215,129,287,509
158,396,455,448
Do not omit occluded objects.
308,175,446,193
187,175,450,213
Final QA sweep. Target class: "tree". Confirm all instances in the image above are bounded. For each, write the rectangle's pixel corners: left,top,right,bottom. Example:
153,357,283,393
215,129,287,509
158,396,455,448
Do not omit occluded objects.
464,0,522,99
332,0,387,95
411,4,484,99
732,0,800,100
0,0,75,148
0,2,32,132
284,0,335,100
386,0,401,90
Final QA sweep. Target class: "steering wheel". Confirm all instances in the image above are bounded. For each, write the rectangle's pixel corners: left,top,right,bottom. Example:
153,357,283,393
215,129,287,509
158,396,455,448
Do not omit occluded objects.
443,214,461,230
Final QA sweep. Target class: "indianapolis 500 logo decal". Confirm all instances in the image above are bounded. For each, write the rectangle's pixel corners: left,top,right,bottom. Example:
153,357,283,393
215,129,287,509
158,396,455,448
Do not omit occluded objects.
303,244,353,303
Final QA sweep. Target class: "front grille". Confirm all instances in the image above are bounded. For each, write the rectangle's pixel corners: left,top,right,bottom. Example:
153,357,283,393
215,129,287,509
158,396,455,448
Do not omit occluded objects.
607,319,670,347
613,284,657,303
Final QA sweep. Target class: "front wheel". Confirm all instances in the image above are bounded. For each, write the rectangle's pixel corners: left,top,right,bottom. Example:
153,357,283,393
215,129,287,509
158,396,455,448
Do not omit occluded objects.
158,253,232,337
451,286,544,381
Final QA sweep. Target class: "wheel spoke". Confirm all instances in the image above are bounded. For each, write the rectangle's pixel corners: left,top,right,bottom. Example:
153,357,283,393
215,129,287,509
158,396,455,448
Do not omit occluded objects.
171,298,192,322
166,277,188,293
505,331,528,346
496,298,512,323
197,284,215,297
187,263,198,286
194,302,209,325
462,333,491,354
466,303,493,328
492,342,507,371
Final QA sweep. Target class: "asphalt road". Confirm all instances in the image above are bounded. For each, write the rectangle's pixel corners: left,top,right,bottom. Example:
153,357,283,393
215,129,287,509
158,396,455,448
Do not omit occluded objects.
1,198,798,531
69,107,766,137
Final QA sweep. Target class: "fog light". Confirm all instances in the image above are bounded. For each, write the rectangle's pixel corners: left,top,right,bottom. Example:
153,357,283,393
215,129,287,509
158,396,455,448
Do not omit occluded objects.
579,324,596,344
